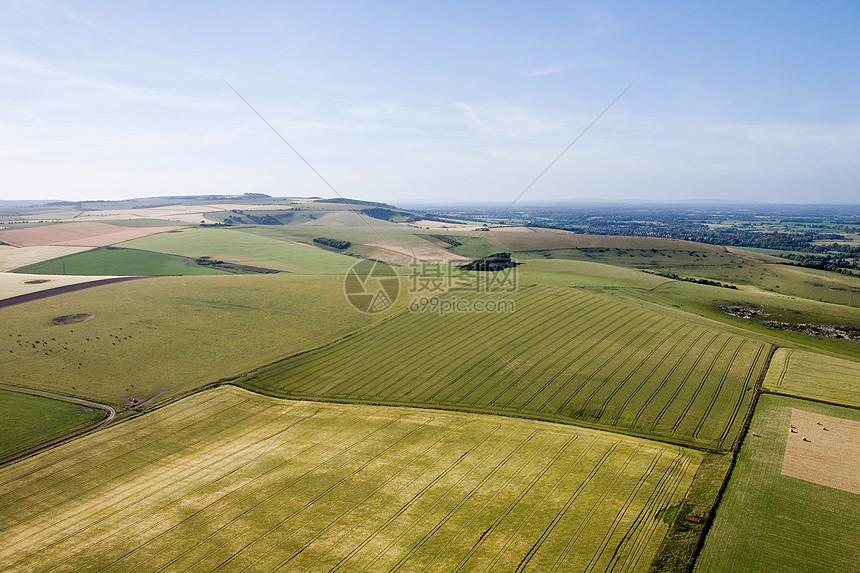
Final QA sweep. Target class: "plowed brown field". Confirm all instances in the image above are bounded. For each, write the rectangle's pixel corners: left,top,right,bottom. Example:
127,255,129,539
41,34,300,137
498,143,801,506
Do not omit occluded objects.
0,222,180,248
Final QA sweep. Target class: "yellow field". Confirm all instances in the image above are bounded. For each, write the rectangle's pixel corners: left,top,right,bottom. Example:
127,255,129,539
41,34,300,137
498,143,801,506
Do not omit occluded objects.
0,246,93,272
0,386,700,573
0,273,122,301
763,348,860,407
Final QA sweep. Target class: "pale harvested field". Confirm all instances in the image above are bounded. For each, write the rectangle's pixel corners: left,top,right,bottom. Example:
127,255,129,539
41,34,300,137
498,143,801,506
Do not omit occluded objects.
0,222,180,248
0,273,121,300
72,203,293,223
0,386,699,573
764,348,860,407
782,408,860,494
364,241,470,264
405,219,475,230
0,246,92,272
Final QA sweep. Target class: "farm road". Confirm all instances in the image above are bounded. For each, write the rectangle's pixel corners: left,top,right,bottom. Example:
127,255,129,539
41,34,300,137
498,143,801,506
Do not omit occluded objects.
0,276,148,309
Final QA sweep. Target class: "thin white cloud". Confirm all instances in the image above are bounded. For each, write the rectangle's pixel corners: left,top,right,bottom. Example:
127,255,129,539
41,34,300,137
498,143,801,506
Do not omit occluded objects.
704,121,860,149
523,64,573,78
25,0,146,44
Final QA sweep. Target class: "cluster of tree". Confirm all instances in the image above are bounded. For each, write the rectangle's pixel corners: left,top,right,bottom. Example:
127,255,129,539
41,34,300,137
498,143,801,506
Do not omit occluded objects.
313,237,351,250
460,252,517,271
428,234,461,247
645,271,738,289
418,215,465,225
779,253,859,276
361,208,419,223
224,210,285,225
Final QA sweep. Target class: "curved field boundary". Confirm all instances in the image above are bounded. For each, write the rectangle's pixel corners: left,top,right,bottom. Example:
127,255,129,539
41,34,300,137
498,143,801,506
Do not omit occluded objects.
240,284,768,450
0,383,115,468
0,276,148,309
0,386,701,573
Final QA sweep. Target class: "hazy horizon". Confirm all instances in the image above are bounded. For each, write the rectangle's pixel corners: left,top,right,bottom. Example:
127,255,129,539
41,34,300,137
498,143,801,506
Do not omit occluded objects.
2,1,859,204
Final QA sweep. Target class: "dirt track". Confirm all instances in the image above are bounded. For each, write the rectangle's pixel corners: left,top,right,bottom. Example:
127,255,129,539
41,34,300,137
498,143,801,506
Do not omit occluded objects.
0,276,148,309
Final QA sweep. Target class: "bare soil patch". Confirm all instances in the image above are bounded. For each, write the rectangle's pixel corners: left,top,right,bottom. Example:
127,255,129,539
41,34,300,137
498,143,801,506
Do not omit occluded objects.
0,222,181,248
764,321,860,340
49,313,95,326
782,408,860,494
718,304,768,319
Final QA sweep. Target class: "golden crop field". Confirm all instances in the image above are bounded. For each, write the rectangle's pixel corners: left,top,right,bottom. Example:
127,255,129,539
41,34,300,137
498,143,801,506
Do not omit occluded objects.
0,386,700,573
763,348,860,407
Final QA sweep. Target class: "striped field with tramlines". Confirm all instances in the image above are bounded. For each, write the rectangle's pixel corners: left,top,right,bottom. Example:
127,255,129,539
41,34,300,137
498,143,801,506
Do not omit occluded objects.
0,387,700,572
241,284,770,450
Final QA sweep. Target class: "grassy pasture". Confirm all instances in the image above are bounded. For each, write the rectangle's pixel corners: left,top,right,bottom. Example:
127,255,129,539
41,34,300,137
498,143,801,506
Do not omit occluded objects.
0,274,389,405
0,386,700,572
633,280,860,358
14,247,230,276
518,258,671,290
763,348,860,406
516,246,746,271
655,261,860,308
120,228,357,274
485,231,718,252
695,395,860,573
514,244,860,307
434,234,505,259
513,259,860,359
241,284,769,450
0,389,103,457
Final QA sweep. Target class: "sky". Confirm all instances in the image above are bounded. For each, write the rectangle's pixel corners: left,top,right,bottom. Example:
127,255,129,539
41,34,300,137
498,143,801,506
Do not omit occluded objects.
1,0,859,205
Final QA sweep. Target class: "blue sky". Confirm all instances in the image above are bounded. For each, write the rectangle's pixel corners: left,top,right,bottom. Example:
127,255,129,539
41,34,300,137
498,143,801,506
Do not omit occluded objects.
1,1,859,204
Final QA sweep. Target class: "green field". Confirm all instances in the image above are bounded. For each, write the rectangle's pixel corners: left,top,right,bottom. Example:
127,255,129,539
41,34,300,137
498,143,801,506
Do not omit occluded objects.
437,234,505,259
0,389,103,457
507,241,860,308
241,283,770,450
763,348,860,406
120,228,358,274
0,274,392,405
0,386,700,572
14,247,230,276
630,279,860,358
695,395,860,573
